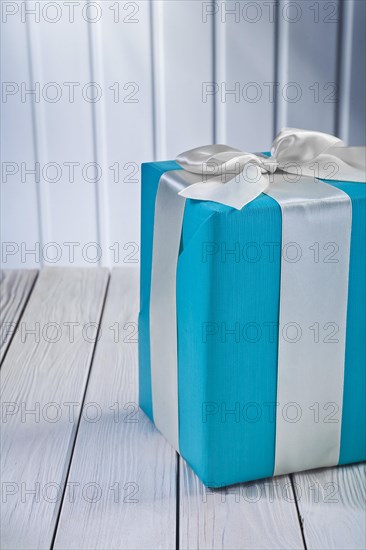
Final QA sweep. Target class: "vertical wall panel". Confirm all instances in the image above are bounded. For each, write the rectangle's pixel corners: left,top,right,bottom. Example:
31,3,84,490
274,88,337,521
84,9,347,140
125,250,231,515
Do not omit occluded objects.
27,0,99,266
338,0,366,145
215,0,277,150
89,1,154,267
152,0,214,159
1,0,365,266
1,2,40,269
277,0,340,134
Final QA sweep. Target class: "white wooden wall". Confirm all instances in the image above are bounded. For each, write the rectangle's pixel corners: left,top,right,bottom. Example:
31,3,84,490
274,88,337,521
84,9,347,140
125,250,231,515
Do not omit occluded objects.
1,0,365,268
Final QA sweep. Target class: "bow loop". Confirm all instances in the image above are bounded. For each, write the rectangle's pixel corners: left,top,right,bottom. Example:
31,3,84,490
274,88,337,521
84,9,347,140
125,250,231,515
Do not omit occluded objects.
259,157,279,174
271,127,343,166
176,144,241,175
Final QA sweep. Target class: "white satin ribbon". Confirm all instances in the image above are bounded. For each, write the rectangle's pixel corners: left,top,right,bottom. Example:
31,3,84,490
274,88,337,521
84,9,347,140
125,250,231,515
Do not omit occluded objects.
149,128,365,475
267,177,351,474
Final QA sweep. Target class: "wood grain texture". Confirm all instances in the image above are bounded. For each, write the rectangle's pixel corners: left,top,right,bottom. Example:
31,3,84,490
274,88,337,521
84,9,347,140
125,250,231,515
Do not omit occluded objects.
180,460,304,550
54,267,177,550
0,269,37,362
2,2,365,264
215,0,277,150
27,3,99,266
293,463,366,550
1,4,41,269
89,1,154,267
0,268,108,550
277,0,340,134
338,0,366,145
152,0,214,159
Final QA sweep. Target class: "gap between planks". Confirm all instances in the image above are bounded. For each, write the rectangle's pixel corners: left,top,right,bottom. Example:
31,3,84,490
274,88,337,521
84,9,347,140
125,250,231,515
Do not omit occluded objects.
53,267,177,550
1,268,365,550
293,463,366,550
0,269,38,363
0,268,109,550
179,458,304,550
54,267,305,550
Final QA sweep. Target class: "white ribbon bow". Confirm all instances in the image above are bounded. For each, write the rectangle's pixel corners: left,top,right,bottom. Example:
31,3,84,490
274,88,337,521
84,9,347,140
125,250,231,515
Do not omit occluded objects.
175,128,366,209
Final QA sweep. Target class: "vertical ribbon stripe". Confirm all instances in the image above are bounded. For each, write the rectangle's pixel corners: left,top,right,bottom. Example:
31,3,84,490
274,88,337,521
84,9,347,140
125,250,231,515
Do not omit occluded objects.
150,170,202,450
266,176,352,475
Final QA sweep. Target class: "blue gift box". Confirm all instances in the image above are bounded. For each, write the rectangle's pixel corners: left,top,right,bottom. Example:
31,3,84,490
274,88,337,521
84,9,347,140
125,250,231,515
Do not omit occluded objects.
138,159,366,487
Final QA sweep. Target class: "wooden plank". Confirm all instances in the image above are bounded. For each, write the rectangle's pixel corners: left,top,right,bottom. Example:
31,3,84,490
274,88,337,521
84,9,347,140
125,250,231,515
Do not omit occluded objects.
0,268,108,550
215,0,277,150
277,0,340,134
0,270,37,362
0,2,41,268
180,460,305,549
27,2,99,266
293,463,366,550
152,0,214,159
88,1,154,266
54,267,177,550
338,0,366,145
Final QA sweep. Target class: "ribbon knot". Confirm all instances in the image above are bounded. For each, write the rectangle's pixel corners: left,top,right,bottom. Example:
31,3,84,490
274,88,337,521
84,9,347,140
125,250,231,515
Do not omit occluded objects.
175,127,365,210
259,156,279,174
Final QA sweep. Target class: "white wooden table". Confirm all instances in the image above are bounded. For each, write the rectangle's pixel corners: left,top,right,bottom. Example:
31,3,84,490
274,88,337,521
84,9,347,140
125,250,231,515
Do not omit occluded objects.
1,268,365,550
